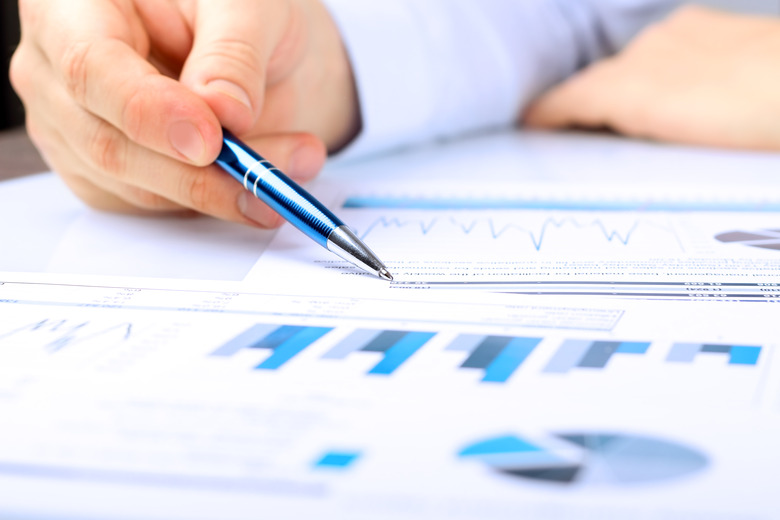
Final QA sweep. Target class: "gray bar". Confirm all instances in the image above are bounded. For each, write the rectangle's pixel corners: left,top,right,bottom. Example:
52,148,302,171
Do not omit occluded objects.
666,343,702,363
322,329,382,359
362,330,408,353
578,341,621,368
446,334,487,353
701,344,732,353
461,336,512,369
543,340,592,373
210,324,277,357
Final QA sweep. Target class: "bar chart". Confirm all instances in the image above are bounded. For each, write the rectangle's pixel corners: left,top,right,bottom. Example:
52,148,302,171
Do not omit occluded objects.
543,340,651,374
446,334,541,383
667,343,762,366
210,324,334,369
322,329,436,375
208,324,765,385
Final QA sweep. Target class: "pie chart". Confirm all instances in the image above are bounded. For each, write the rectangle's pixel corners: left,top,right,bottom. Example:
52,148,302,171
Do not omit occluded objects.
715,229,780,251
458,432,708,485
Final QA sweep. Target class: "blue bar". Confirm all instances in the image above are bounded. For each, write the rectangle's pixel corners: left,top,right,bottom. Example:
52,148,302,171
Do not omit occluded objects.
210,324,277,357
362,330,408,353
446,334,487,353
255,325,305,351
666,343,701,363
543,340,592,374
314,451,361,469
729,346,761,365
616,342,650,354
322,329,382,359
462,336,512,369
578,341,621,369
482,337,540,383
256,326,332,370
369,332,435,375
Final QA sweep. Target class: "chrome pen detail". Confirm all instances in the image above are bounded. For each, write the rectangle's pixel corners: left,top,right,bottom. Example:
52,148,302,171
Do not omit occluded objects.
327,226,393,281
216,129,392,280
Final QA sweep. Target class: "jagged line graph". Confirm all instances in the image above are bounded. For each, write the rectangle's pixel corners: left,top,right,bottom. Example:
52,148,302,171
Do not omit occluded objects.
356,216,681,252
0,319,133,353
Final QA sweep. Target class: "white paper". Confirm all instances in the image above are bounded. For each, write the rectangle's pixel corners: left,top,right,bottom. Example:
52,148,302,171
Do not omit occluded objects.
2,131,780,519
0,279,778,519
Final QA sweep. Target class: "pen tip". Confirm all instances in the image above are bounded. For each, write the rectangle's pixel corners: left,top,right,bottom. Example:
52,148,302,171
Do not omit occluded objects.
379,268,393,282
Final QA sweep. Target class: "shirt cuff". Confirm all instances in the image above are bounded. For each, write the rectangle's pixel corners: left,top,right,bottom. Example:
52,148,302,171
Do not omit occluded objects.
321,0,439,159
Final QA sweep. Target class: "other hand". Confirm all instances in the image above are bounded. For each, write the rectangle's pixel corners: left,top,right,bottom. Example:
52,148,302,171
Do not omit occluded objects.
525,6,780,152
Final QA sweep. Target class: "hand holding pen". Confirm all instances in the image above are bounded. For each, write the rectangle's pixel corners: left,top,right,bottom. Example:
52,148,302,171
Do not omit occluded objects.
11,0,358,225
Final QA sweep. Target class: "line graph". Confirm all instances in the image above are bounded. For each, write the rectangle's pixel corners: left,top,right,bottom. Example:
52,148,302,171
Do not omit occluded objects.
354,214,682,254
0,319,133,354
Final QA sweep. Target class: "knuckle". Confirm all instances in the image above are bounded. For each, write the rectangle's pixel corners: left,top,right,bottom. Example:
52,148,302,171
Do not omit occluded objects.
17,0,42,28
120,85,147,143
60,40,93,105
8,49,30,98
202,38,262,78
57,172,107,211
181,170,214,211
125,186,177,211
87,121,127,177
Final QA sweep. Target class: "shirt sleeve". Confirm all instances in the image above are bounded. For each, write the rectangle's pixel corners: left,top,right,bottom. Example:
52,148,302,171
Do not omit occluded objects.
321,0,679,159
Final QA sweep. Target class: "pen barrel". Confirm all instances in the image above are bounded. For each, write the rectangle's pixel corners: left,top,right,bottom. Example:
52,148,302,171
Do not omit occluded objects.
217,132,344,247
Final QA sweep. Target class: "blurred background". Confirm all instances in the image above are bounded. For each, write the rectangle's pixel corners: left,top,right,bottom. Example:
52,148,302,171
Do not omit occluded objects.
1,1,23,130
0,0,778,177
1,0,779,131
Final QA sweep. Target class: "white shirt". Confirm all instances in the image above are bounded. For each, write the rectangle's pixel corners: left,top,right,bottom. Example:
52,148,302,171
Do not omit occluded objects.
322,0,678,158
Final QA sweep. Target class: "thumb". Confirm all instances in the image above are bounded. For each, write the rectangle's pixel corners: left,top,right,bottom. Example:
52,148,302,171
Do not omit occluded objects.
179,0,291,133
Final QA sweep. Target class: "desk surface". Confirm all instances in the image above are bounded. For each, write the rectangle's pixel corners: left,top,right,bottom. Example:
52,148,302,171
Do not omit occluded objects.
1,131,780,520
0,127,47,181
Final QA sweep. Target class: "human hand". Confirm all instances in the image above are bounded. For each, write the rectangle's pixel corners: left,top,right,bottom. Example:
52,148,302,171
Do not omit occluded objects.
524,6,780,152
10,0,359,227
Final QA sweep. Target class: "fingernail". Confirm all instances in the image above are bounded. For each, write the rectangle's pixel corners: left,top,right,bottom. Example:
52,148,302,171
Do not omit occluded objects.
169,121,205,163
206,79,252,112
287,145,321,182
238,191,282,228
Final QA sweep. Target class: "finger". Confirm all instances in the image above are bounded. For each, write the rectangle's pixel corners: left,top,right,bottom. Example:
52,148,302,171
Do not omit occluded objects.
32,0,222,166
14,46,181,213
132,0,194,72
179,0,300,133
29,43,326,228
211,132,328,228
13,43,193,213
26,106,187,213
70,119,327,227
58,169,190,215
59,168,149,213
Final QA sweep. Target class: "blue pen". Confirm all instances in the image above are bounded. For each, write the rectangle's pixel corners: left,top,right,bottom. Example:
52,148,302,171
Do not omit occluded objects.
216,129,392,281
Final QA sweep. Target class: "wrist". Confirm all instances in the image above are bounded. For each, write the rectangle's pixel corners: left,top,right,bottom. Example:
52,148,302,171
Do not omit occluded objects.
308,0,361,153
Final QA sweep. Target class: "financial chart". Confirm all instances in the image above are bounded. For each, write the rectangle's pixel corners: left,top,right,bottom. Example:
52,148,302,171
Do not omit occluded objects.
1,275,778,519
245,186,780,300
